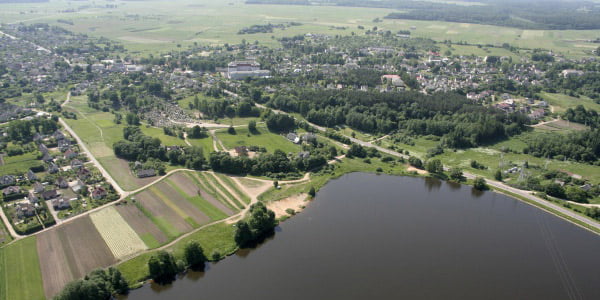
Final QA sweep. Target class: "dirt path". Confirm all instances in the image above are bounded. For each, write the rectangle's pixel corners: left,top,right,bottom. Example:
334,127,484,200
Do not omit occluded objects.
201,173,242,210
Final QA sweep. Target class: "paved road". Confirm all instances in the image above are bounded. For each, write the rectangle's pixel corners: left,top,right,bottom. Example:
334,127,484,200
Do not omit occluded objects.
254,102,600,232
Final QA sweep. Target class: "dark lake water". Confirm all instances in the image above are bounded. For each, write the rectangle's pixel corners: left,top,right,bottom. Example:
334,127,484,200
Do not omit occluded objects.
127,173,600,300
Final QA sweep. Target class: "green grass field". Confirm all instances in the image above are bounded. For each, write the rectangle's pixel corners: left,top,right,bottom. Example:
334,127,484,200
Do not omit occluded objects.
540,92,600,113
214,173,251,204
0,237,45,300
0,152,42,176
2,0,598,57
216,125,301,154
165,177,228,220
186,136,215,158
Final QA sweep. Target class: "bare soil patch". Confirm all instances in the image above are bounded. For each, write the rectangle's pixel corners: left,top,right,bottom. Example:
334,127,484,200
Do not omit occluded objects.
37,216,116,298
115,203,168,245
407,166,428,175
267,193,310,219
137,190,192,233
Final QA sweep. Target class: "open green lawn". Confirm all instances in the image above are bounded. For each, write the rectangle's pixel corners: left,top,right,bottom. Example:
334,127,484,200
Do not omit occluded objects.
187,136,215,158
216,125,301,154
0,152,42,176
0,237,45,300
2,0,598,57
440,44,524,61
140,126,188,146
539,92,600,113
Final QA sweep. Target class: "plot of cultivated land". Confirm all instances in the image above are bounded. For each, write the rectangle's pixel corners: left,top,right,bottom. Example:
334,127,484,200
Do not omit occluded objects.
535,120,589,132
195,172,243,210
214,173,251,204
155,181,210,226
136,190,192,234
90,207,148,260
166,172,230,220
190,172,238,213
204,172,245,209
115,203,168,248
99,156,157,191
183,173,235,216
0,237,45,300
37,216,116,299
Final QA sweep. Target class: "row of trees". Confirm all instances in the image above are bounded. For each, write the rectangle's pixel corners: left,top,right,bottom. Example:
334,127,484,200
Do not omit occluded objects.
148,241,207,284
54,268,128,300
234,202,278,247
6,117,59,142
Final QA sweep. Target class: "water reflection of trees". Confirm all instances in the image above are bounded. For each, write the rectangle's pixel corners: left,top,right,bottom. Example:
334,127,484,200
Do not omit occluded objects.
424,177,442,191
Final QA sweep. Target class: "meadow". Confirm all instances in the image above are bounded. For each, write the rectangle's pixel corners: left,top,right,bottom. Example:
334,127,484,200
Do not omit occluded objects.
540,92,600,113
0,237,45,300
215,125,301,154
0,0,598,57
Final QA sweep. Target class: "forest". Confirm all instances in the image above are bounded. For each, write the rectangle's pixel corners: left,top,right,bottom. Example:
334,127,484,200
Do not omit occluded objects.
262,89,529,148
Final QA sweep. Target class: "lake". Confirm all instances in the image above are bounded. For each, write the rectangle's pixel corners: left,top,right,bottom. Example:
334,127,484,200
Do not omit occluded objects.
127,173,600,300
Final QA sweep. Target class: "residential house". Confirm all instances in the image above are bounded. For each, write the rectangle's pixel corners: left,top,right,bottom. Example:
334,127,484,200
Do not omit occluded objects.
38,143,49,154
136,169,156,178
286,133,301,144
55,177,69,189
529,108,545,120
16,203,36,219
64,149,78,159
52,198,71,210
77,168,91,180
2,186,21,197
58,139,71,152
42,152,53,163
301,133,317,144
26,169,38,181
71,159,84,170
0,175,16,186
33,132,44,143
71,180,86,193
580,184,592,192
53,130,65,141
91,186,107,200
33,182,45,193
41,189,59,200
47,162,59,174
27,192,39,204
297,151,311,159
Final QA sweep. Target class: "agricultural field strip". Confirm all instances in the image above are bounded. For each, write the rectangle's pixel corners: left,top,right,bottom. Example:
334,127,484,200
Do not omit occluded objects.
0,237,44,300
204,172,244,209
114,204,168,247
90,207,148,260
184,173,236,216
192,172,239,212
155,181,210,226
149,186,199,228
138,189,193,233
213,172,251,204
132,199,181,240
165,177,228,221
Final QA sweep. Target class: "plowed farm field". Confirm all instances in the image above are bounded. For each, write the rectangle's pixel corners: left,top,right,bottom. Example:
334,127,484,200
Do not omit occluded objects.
90,207,148,260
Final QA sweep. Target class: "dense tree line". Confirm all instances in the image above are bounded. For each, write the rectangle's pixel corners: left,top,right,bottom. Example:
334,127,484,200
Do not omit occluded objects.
113,126,206,169
524,130,600,163
54,268,128,300
264,89,528,148
564,105,599,128
6,117,59,142
193,98,261,119
235,202,277,247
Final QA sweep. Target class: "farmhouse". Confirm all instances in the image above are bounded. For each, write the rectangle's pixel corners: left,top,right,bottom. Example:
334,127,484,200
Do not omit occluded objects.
234,146,249,157
286,133,301,144
136,169,156,178
48,162,59,174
